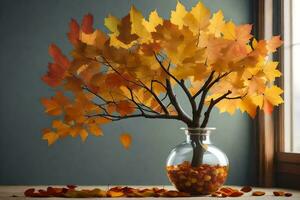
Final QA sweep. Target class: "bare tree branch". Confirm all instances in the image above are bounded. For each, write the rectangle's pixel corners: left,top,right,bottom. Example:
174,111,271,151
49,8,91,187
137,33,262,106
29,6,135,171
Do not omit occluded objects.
192,71,215,99
166,79,193,125
87,112,180,121
200,90,232,127
195,71,232,125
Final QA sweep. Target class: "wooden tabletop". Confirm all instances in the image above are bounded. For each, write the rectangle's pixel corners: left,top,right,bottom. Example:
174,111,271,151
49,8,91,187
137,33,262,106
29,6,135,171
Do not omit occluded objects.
0,186,300,199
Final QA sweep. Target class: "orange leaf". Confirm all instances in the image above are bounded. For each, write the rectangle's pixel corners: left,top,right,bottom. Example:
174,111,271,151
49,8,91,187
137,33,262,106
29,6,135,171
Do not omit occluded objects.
267,36,283,53
105,73,124,88
79,129,88,142
81,13,94,34
88,124,103,136
120,133,132,149
116,101,135,116
42,129,59,146
41,91,69,115
41,97,61,115
252,191,265,196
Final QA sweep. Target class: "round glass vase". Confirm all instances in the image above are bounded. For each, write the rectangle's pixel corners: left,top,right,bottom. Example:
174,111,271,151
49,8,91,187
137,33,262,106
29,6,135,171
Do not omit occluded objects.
166,128,229,195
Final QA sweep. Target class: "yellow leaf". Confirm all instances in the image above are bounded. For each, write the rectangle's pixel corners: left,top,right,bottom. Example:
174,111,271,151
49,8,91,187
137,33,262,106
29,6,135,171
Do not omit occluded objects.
222,21,236,40
183,2,210,34
170,1,187,29
42,129,59,146
130,6,150,40
104,14,120,33
250,94,264,108
264,85,284,106
263,61,281,82
143,10,163,32
207,94,241,115
80,129,88,142
120,133,132,149
208,10,225,37
239,95,257,118
248,76,266,95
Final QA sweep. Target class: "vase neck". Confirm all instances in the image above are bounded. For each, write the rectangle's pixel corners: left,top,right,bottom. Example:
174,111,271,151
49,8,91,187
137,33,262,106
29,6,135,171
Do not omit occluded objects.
183,128,215,144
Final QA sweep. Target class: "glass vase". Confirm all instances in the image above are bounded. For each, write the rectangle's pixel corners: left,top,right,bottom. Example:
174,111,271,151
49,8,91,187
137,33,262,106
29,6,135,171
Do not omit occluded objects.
166,128,229,195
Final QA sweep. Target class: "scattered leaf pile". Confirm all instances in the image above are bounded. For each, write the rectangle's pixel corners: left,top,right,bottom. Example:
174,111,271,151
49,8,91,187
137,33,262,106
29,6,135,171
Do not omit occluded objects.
211,186,293,198
273,191,293,197
24,185,294,198
24,186,190,198
167,161,228,194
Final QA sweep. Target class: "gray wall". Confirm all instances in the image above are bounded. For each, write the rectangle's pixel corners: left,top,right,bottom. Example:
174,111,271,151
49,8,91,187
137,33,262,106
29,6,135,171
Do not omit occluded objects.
0,0,255,185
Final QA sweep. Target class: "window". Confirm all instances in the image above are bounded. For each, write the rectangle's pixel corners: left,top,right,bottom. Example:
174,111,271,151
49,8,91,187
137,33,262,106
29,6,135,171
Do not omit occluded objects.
253,0,300,189
284,0,300,153
274,0,300,189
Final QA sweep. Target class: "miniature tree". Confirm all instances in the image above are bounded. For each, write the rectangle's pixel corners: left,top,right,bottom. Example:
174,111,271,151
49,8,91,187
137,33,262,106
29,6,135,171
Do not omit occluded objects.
41,2,283,167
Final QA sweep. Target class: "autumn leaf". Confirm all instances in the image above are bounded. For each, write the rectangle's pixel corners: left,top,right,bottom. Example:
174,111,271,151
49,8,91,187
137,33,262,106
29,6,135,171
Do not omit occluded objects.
116,101,136,116
120,133,132,149
42,44,70,87
41,91,69,115
41,97,62,116
264,85,284,106
129,6,150,41
239,95,258,118
42,129,59,146
170,1,187,29
263,61,281,82
79,129,89,142
67,19,80,45
81,13,94,34
263,85,284,114
116,15,139,45
183,2,210,34
208,10,225,37
104,14,120,33
267,36,283,53
48,44,70,69
80,30,107,49
88,123,103,136
143,10,163,32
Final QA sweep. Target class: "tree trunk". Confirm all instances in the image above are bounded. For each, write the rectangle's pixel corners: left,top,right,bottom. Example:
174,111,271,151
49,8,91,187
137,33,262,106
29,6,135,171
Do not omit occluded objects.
190,135,205,167
189,131,206,167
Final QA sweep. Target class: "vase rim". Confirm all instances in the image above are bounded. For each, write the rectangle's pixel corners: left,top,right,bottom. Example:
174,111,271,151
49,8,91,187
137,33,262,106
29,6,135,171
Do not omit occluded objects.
180,127,216,131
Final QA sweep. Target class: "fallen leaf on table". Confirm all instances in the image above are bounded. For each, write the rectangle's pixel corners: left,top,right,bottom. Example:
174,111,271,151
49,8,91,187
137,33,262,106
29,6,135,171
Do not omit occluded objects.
240,186,252,192
252,191,265,196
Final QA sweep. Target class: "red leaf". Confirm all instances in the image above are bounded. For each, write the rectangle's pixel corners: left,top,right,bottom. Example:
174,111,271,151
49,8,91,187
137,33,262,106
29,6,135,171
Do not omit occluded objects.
43,44,70,87
49,44,70,69
81,13,94,34
24,188,35,197
67,19,80,45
